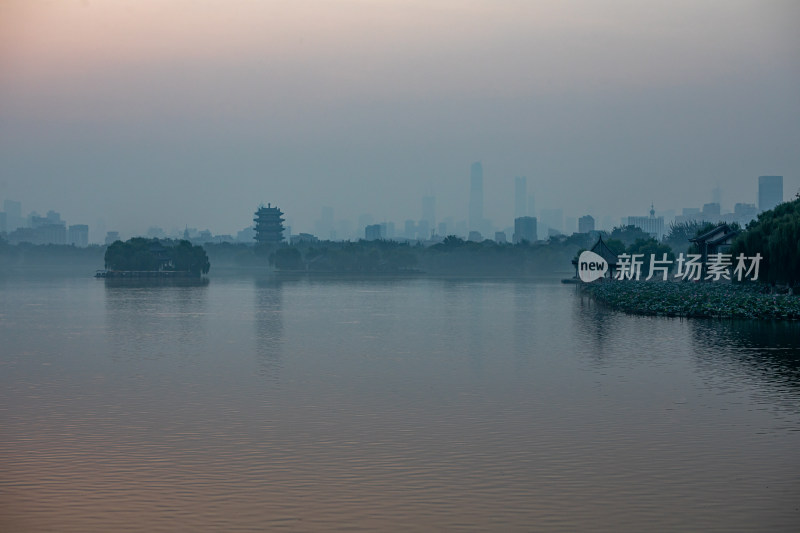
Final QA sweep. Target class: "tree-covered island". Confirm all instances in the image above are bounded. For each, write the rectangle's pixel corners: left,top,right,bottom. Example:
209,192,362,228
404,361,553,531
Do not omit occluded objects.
102,238,210,277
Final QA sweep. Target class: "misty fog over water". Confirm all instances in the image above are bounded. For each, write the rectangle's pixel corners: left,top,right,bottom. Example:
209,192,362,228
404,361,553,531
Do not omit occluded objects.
2,1,799,531
1,275,798,531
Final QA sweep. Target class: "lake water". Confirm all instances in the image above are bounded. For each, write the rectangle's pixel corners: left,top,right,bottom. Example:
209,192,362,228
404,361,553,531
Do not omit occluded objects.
1,274,799,531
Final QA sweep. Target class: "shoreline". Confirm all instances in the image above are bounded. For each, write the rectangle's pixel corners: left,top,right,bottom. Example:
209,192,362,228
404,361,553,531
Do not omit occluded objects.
582,280,800,320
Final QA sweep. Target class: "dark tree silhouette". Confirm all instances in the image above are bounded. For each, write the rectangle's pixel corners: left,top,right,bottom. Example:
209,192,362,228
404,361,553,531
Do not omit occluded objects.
104,238,210,276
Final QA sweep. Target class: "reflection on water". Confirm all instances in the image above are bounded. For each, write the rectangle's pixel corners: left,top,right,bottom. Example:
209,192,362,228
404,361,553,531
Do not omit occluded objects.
104,284,209,361
1,277,799,532
254,279,284,380
690,320,800,418
571,285,624,360
693,319,800,358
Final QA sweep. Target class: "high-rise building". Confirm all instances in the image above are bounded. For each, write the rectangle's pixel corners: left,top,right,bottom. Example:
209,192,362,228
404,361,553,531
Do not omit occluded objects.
403,220,416,239
236,226,255,242
469,161,483,231
357,214,374,237
254,204,285,245
29,210,64,230
3,200,22,232
627,204,665,240
540,208,563,237
673,207,701,225
578,215,595,234
364,224,383,241
37,222,67,244
105,231,120,245
758,175,783,212
702,202,721,220
0,211,6,233
147,227,166,239
734,203,757,226
20,223,66,245
315,206,335,240
417,219,430,240
514,176,527,219
513,216,537,244
712,185,722,205
46,210,62,225
422,196,436,231
68,224,89,247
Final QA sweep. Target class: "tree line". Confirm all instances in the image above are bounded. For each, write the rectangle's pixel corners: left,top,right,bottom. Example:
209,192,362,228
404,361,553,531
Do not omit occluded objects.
104,238,210,276
732,195,800,287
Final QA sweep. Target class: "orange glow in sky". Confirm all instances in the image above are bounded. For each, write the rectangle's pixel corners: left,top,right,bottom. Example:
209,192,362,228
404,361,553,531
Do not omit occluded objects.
0,1,797,235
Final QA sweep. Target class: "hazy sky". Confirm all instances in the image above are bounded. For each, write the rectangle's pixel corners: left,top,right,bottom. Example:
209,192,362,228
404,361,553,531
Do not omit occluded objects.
1,0,798,239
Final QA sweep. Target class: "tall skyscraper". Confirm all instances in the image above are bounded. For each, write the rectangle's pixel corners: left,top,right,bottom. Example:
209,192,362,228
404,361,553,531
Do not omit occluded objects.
712,184,722,206
578,215,595,234
514,176,527,219
68,224,89,247
758,175,783,212
422,196,436,231
540,208,563,237
469,162,483,231
364,224,382,241
417,219,430,240
3,199,22,232
315,206,335,240
513,216,537,244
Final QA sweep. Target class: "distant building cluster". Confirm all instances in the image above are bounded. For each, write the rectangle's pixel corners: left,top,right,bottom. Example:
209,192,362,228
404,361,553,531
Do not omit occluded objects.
286,172,785,247
2,174,788,248
0,199,89,246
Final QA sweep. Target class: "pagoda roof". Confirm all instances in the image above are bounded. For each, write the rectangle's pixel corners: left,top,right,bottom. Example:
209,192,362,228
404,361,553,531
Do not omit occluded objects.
690,223,736,243
705,230,740,247
590,235,619,266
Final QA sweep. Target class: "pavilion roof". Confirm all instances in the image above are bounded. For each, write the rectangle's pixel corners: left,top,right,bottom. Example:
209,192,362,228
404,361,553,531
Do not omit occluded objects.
690,223,735,243
590,236,619,266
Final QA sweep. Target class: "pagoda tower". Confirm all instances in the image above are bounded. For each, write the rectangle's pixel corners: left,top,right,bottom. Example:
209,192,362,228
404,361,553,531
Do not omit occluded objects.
253,204,285,244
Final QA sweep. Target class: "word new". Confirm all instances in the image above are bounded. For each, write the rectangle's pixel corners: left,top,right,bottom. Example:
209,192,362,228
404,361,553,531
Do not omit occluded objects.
615,253,762,281
577,251,609,282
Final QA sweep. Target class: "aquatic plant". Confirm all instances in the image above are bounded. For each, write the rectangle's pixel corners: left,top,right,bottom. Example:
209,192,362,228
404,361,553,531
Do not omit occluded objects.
584,281,800,320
